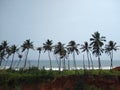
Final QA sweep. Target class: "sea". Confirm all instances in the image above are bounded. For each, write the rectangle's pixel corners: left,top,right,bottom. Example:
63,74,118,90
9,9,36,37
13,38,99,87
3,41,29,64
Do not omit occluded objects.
0,59,120,70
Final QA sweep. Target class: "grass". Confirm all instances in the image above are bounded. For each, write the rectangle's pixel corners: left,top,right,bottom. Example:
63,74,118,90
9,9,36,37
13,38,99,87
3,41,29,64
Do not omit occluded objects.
0,67,119,90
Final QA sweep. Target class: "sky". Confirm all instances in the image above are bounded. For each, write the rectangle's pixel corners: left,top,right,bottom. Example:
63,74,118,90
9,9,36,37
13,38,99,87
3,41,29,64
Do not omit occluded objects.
0,0,120,60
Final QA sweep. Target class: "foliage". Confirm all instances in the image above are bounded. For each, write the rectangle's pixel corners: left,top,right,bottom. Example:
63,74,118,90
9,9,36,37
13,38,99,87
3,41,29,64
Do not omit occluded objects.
0,69,119,90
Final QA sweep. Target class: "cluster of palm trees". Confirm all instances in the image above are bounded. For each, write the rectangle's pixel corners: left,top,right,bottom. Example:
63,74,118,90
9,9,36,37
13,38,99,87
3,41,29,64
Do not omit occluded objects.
0,31,119,71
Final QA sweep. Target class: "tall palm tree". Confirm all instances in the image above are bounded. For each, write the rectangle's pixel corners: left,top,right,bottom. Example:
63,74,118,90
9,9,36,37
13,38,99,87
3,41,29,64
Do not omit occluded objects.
90,31,106,70
21,39,34,69
4,46,12,69
105,41,119,70
37,47,42,69
67,41,79,70
10,45,18,69
54,42,67,71
43,39,53,70
81,41,91,69
0,40,8,66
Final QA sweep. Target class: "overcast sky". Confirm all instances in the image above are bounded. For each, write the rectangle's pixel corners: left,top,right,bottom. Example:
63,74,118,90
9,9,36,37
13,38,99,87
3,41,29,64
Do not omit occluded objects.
0,0,120,60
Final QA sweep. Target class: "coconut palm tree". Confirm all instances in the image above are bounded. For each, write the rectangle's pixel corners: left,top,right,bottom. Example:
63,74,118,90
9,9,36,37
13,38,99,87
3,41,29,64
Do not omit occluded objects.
4,46,12,69
10,45,18,69
21,39,34,69
90,31,106,70
37,47,42,69
43,39,53,70
54,42,67,71
81,41,91,69
0,41,8,66
105,41,119,70
67,41,79,70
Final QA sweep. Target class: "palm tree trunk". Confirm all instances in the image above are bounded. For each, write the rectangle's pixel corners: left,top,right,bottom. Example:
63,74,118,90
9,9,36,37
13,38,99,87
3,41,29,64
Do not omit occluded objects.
73,52,76,70
10,53,15,69
110,51,113,70
15,58,21,69
89,53,94,70
48,51,52,70
0,60,2,66
37,52,41,69
0,58,4,66
110,56,112,70
98,55,101,70
24,49,29,69
54,55,59,67
111,50,113,69
83,55,86,72
4,58,9,69
63,58,66,70
68,59,70,70
87,52,90,69
59,58,61,73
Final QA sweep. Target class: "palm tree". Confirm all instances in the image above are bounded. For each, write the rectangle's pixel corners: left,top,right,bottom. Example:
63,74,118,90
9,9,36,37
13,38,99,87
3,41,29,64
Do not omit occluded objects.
37,47,42,69
67,41,79,70
43,39,53,70
90,31,106,70
4,46,12,69
81,41,91,69
54,42,67,71
21,39,34,69
0,41,8,65
10,45,18,69
105,41,119,70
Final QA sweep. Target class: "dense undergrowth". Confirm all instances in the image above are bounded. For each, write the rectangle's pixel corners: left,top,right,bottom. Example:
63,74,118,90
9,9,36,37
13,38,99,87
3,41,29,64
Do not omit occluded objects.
0,67,120,90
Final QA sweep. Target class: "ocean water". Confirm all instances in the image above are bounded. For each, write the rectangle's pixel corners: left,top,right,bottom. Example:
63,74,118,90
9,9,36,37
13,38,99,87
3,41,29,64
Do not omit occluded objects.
1,59,120,70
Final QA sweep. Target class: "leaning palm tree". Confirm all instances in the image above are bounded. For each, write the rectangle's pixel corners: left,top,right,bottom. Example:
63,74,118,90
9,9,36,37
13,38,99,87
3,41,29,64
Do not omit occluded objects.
105,41,119,70
21,39,34,69
37,47,42,69
90,31,106,70
54,42,67,71
43,39,53,70
81,41,91,69
67,41,79,70
10,45,18,69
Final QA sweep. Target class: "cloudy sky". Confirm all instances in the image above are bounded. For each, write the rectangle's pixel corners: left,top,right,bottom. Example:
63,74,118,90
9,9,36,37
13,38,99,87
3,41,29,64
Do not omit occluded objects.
0,0,120,60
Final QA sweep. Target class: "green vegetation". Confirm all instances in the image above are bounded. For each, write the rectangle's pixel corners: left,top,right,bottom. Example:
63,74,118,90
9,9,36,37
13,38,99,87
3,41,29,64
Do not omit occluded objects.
0,68,119,90
0,31,119,90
